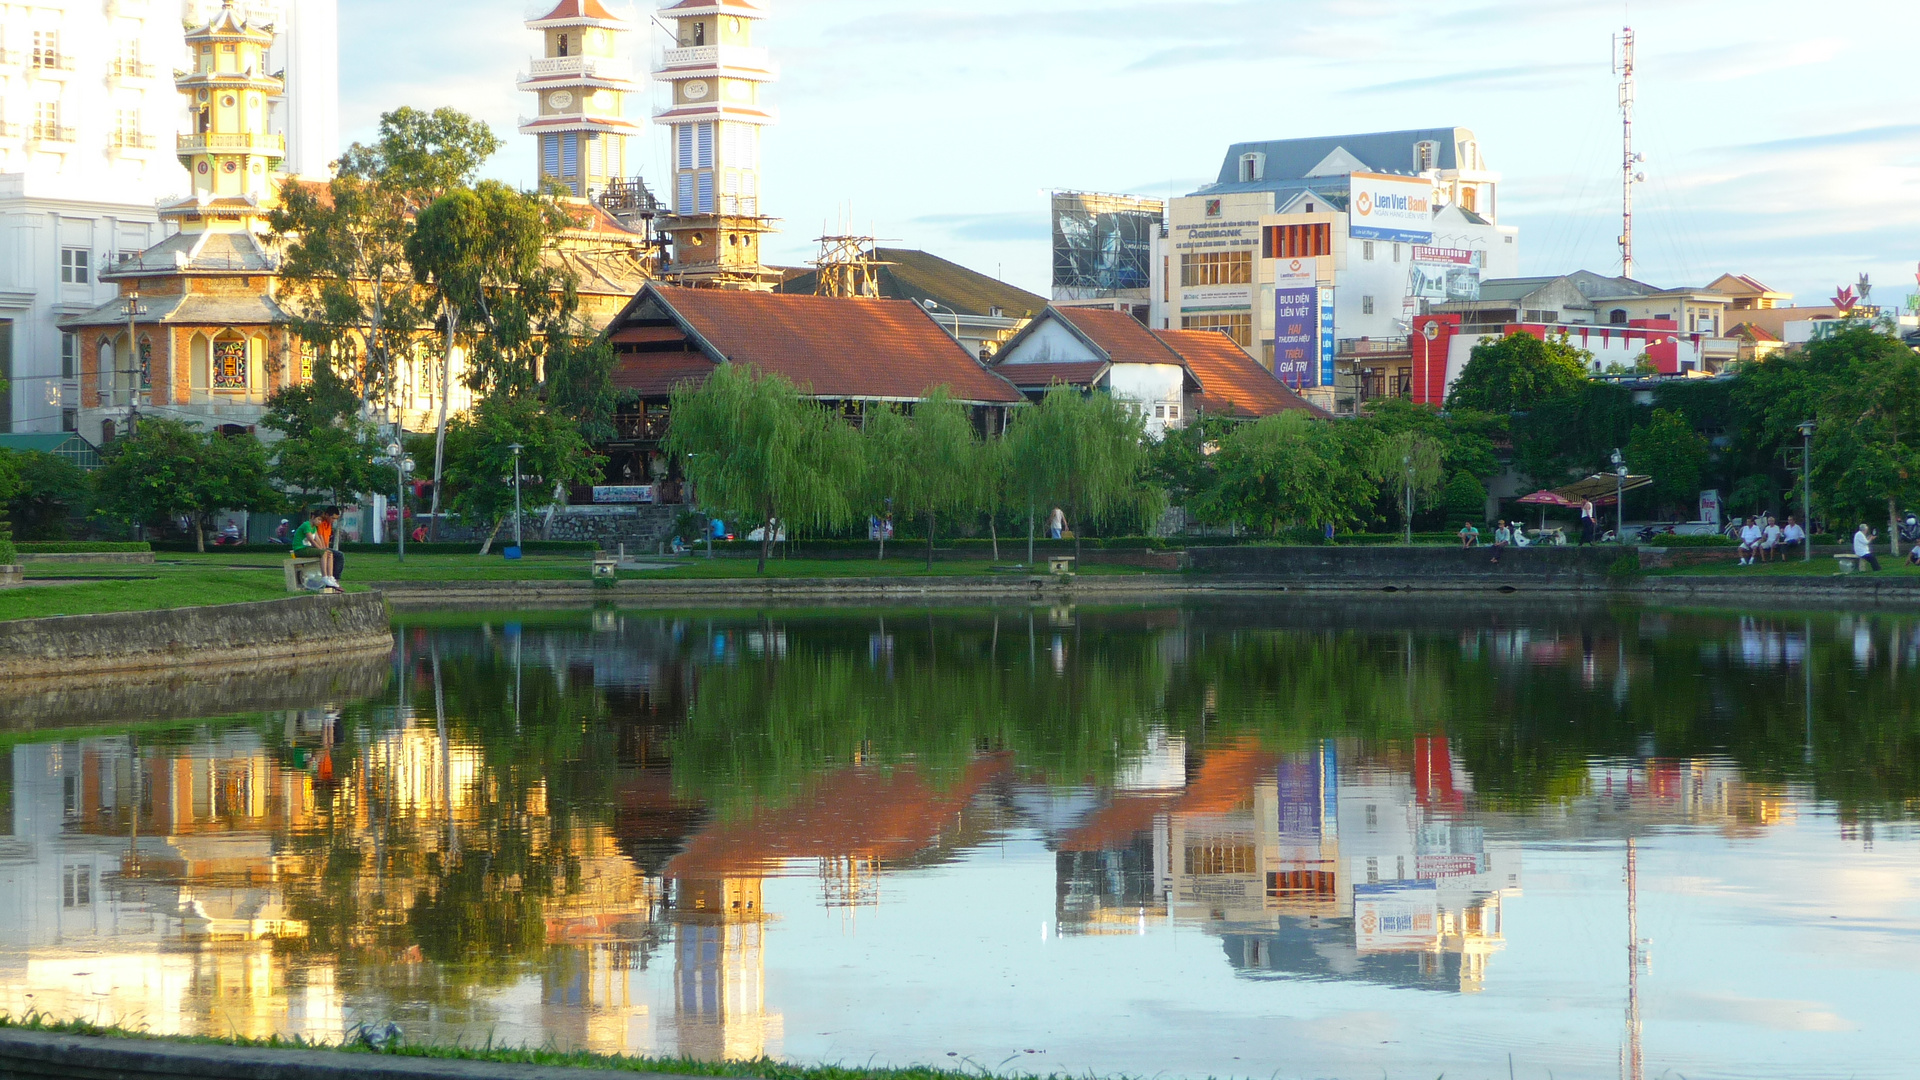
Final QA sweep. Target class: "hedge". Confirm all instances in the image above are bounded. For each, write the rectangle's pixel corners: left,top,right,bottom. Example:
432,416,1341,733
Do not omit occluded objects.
1645,534,1737,548
146,540,598,555
16,541,152,553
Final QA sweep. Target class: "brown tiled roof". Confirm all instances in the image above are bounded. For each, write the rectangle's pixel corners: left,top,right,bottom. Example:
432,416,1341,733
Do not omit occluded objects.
532,0,620,20
611,352,712,398
996,360,1109,388
618,285,1023,404
776,248,1047,319
1154,329,1328,419
1057,306,1187,367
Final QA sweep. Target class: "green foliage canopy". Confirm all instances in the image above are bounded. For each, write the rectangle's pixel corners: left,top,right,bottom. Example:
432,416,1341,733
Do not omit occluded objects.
93,418,278,550
1447,331,1593,415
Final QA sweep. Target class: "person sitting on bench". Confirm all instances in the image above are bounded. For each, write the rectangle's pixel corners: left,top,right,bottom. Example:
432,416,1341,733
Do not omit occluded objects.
291,507,343,592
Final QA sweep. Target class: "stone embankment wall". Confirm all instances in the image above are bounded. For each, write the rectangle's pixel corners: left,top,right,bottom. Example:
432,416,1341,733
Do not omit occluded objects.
1186,544,1622,587
2,650,393,735
0,592,393,680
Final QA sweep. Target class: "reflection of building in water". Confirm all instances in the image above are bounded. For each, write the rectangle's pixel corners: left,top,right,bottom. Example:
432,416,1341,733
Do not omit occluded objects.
670,878,777,1062
1054,736,1521,992
1586,759,1790,835
0,733,338,1040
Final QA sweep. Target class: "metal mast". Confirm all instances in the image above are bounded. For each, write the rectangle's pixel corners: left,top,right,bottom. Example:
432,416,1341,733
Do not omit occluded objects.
1615,28,1643,277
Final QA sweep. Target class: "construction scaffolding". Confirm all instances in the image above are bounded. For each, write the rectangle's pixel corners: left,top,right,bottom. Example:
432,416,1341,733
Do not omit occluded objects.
811,234,891,299
1050,190,1162,301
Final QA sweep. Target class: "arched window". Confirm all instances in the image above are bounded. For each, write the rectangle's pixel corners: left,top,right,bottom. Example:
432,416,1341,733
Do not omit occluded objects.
98,337,117,405
212,329,247,392
1609,309,1628,325
1239,152,1264,183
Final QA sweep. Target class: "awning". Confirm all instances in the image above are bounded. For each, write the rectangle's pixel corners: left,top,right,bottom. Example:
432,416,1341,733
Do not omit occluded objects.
1526,473,1654,508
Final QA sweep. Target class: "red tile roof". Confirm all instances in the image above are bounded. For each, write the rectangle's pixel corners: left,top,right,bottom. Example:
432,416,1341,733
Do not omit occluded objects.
1153,329,1328,419
531,0,621,21
610,351,712,398
615,285,1022,404
996,360,1109,388
1056,306,1188,367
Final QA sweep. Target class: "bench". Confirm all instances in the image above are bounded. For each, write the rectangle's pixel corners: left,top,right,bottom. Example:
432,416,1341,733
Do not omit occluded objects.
284,556,325,592
1048,556,1076,576
1834,554,1863,573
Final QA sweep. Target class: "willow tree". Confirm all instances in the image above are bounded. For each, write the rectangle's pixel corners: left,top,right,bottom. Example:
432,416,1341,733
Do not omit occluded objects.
896,387,982,569
665,363,863,573
859,403,913,560
1006,385,1150,558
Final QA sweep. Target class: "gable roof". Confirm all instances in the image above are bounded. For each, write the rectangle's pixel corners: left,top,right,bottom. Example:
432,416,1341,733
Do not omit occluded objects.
996,360,1111,390
1153,329,1329,419
775,248,1046,319
1198,127,1473,195
606,284,1022,405
1055,306,1188,367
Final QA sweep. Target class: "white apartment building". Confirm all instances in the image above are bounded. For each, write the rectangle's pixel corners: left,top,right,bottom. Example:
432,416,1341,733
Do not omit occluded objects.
1150,128,1520,410
1,0,336,435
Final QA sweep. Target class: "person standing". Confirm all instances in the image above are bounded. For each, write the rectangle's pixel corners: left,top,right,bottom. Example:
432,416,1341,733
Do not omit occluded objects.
1048,507,1066,540
1855,523,1883,571
1579,500,1596,546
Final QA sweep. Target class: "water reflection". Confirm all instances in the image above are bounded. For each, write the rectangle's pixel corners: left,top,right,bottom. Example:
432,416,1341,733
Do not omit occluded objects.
4,601,1919,1079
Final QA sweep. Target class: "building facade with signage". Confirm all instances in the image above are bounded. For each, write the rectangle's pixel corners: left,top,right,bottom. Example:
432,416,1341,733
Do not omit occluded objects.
1149,129,1519,411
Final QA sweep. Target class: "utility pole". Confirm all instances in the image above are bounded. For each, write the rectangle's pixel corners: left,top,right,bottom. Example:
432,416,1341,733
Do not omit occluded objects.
1614,28,1644,278
508,443,524,548
121,291,147,428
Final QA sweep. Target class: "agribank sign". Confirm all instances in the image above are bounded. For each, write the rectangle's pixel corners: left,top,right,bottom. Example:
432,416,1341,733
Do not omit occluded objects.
1348,171,1435,245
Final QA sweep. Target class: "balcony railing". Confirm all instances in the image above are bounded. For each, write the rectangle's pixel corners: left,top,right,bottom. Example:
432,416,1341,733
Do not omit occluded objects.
30,51,74,72
529,55,619,78
30,122,76,143
659,44,770,71
1336,336,1411,356
177,132,285,153
109,57,160,79
111,131,157,150
0,121,21,140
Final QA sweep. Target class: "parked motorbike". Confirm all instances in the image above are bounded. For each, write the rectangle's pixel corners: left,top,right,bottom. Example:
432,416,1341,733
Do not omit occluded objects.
1899,512,1920,546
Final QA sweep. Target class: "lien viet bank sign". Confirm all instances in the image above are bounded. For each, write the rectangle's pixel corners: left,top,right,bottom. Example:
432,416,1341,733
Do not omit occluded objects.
1348,171,1435,245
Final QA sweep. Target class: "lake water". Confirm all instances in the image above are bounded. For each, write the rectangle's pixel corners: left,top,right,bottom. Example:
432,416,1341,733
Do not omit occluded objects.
4,599,1919,1080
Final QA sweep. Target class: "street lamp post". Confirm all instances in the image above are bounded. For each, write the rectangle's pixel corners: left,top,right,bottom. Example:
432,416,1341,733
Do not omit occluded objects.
1797,419,1815,562
920,298,963,344
121,291,147,425
507,443,524,548
1611,448,1628,543
387,440,407,564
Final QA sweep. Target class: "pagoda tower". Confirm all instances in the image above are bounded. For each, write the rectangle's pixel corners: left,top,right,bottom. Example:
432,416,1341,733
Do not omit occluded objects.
651,0,781,289
168,0,287,233
519,1,644,198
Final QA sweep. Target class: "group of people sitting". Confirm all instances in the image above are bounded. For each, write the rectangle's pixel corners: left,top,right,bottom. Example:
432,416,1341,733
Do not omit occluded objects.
1733,515,1806,565
1459,520,1530,563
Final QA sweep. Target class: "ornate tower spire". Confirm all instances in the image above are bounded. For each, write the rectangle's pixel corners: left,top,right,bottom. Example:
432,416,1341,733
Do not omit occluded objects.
520,0,643,198
651,0,780,289
169,0,286,232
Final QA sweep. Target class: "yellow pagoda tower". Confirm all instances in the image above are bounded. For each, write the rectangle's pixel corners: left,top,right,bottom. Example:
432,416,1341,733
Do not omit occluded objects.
520,1,644,198
651,0,780,289
168,0,287,233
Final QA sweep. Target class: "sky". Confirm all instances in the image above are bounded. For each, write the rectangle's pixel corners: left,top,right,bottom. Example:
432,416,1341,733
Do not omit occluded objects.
338,0,1920,312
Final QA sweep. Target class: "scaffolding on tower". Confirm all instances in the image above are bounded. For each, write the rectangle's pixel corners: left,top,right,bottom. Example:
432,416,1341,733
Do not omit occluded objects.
810,233,892,299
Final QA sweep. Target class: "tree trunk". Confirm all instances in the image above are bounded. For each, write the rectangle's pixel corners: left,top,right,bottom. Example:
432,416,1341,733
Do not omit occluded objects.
478,517,504,556
427,303,457,543
1027,506,1034,566
195,517,205,553
878,516,887,561
989,513,999,561
926,510,936,571
1891,497,1900,559
757,504,772,575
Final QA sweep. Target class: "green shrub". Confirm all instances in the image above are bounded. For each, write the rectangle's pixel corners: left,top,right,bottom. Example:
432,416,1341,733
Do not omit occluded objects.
1607,553,1642,580
0,522,15,566
15,541,152,553
1442,471,1489,524
1647,534,1736,548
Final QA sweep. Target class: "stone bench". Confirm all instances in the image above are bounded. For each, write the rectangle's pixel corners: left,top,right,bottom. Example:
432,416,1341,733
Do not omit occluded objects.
1048,556,1077,575
284,556,325,591
1834,554,1864,573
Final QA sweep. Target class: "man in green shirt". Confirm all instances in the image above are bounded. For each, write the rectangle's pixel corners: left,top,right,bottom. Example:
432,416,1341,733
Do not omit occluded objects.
290,507,342,591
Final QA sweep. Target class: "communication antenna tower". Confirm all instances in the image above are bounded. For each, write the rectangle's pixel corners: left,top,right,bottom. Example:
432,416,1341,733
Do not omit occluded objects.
1613,28,1645,278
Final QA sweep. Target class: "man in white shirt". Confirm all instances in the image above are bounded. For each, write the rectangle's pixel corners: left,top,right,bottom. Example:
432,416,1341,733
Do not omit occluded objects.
1761,519,1782,562
1781,517,1806,558
1855,523,1882,571
1738,517,1764,566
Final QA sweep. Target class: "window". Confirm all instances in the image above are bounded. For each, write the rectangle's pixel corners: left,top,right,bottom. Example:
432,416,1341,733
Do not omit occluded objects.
1261,223,1331,259
697,171,714,213
1609,309,1628,325
1414,140,1437,171
1168,403,1180,420
1362,295,1375,315
675,124,694,170
1179,250,1252,287
113,108,142,148
556,33,569,56
60,248,89,284
559,132,578,176
61,408,76,431
696,122,714,167
1460,186,1478,213
1362,241,1375,261
1239,152,1263,182
1181,312,1252,347
1155,405,1165,419
31,29,58,69
1393,243,1401,263
677,172,694,211
60,332,77,378
62,865,92,907
542,134,560,177
693,21,706,45
33,101,62,141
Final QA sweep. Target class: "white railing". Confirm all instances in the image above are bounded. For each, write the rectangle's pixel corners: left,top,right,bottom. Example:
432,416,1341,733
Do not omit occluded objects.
659,44,769,70
177,132,285,153
531,55,604,77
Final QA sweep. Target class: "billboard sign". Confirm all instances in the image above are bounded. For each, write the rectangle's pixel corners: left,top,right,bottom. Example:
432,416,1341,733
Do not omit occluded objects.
1353,881,1440,953
1409,245,1482,303
1274,286,1317,388
1052,191,1163,300
1181,285,1254,311
1349,172,1435,245
1274,257,1315,286
1319,288,1336,386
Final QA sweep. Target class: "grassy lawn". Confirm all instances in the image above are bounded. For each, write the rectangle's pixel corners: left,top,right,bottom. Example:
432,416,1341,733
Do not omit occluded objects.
0,1015,1029,1080
1649,553,1920,578
1,550,1169,620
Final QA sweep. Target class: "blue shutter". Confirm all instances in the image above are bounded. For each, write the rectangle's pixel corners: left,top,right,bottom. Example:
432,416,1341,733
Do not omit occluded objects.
560,133,578,175
541,135,559,177
676,124,693,170
677,173,693,211
697,122,713,167
697,171,714,213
